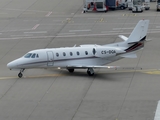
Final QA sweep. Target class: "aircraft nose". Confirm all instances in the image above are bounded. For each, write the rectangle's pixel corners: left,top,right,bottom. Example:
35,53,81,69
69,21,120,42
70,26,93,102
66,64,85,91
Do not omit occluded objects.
7,61,16,70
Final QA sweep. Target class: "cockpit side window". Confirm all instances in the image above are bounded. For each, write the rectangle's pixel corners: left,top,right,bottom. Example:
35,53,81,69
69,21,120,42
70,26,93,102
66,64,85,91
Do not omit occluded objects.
31,53,36,58
24,53,32,58
36,54,39,58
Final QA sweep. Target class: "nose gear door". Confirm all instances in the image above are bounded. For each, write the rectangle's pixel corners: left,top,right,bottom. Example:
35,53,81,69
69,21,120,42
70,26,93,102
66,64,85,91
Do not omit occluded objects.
47,51,54,66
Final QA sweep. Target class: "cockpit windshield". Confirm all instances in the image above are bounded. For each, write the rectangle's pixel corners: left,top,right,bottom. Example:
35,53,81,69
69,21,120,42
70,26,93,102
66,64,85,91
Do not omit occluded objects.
24,53,39,58
24,53,32,58
31,53,36,58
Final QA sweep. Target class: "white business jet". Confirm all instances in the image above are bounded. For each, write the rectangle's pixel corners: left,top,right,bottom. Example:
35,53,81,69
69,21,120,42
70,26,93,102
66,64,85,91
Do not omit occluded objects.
7,20,149,78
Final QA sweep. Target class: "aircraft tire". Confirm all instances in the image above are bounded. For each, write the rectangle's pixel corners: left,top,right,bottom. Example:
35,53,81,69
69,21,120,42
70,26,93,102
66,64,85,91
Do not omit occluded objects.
18,72,23,78
87,68,94,76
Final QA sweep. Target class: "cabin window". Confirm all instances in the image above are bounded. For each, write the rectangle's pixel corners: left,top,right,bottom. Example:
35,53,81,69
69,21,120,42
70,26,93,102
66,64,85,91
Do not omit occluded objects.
56,53,59,57
93,48,96,55
63,52,66,56
31,53,36,58
24,53,32,58
70,52,73,56
77,51,80,55
85,51,88,55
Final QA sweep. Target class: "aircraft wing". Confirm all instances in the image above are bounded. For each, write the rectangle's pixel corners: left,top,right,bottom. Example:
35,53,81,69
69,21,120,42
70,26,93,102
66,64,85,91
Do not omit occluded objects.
65,65,142,71
66,65,119,69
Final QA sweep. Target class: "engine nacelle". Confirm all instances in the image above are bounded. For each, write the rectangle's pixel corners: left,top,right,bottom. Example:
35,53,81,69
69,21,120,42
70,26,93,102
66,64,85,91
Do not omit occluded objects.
94,46,125,58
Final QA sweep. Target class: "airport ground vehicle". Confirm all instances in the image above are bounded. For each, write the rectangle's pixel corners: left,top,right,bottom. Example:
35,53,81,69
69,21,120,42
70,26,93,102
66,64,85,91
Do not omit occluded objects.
106,0,128,10
83,0,129,12
127,0,133,10
83,0,108,13
132,0,143,12
144,0,150,10
157,0,160,11
127,0,148,11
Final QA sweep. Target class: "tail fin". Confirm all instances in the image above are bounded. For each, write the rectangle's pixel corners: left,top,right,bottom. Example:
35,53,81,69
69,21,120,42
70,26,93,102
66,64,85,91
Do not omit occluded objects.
126,20,149,44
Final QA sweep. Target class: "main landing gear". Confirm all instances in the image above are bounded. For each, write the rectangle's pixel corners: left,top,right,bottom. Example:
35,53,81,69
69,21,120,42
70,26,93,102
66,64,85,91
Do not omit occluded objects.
18,69,25,78
87,68,94,76
67,68,94,76
67,68,74,73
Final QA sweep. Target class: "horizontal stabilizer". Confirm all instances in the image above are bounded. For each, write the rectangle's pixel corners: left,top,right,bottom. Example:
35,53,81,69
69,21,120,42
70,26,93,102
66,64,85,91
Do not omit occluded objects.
120,53,137,58
118,35,128,41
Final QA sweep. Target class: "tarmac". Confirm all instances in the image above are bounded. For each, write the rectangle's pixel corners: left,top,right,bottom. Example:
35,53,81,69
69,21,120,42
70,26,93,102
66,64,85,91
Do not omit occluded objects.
0,0,160,120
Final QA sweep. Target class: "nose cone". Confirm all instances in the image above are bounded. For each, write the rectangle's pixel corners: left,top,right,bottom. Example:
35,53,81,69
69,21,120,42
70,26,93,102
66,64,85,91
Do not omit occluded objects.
7,61,17,70
7,58,22,70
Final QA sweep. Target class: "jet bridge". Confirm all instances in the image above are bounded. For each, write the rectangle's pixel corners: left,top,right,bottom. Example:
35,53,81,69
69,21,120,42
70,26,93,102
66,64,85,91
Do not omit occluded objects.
83,0,108,13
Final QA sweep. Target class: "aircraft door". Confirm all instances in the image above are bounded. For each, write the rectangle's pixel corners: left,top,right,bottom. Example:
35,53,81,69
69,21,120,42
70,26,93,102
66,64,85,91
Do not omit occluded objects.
47,51,54,66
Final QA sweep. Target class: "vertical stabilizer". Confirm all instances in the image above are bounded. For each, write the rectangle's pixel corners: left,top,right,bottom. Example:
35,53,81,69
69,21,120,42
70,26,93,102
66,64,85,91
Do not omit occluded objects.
126,20,149,44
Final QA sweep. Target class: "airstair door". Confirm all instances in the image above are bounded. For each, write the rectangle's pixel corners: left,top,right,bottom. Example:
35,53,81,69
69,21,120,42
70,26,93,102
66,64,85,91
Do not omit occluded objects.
47,51,54,66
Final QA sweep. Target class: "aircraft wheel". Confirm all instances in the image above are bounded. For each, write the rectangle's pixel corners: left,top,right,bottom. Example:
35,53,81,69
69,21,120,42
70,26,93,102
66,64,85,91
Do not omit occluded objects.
68,68,74,73
18,72,23,78
87,68,94,76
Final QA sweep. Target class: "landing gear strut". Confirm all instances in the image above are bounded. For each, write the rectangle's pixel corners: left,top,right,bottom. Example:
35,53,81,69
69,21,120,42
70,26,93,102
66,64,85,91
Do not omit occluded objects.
18,69,25,78
87,68,94,76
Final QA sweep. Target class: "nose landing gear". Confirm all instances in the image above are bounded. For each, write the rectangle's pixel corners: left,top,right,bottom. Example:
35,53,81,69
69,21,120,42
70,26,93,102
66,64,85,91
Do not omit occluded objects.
18,69,25,78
